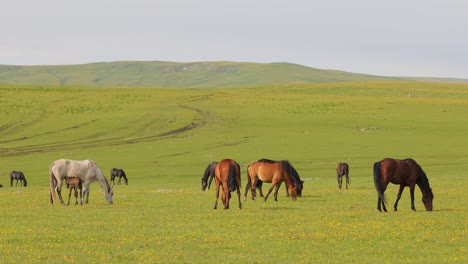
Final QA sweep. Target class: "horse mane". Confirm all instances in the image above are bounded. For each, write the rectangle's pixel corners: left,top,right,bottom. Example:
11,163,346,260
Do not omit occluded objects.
257,158,276,164
283,161,301,183
417,166,433,195
279,160,296,183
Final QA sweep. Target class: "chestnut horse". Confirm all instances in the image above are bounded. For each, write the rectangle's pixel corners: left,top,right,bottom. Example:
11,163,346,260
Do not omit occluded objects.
213,159,242,209
246,159,298,202
201,161,218,191
244,159,303,200
336,162,350,189
65,176,83,206
373,158,434,212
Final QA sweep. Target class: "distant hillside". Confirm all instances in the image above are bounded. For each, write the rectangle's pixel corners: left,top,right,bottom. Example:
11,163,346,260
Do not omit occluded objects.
0,61,408,88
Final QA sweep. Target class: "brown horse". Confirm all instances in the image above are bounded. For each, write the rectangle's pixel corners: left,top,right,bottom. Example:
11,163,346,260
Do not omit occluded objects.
65,176,83,206
373,158,434,212
213,159,242,209
244,159,303,200
336,162,350,189
246,159,298,202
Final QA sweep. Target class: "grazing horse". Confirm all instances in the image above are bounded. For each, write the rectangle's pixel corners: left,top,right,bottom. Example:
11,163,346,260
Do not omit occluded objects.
10,171,27,187
336,162,350,189
373,158,434,212
201,161,218,191
110,168,128,186
50,159,113,205
245,159,298,202
244,159,303,200
65,176,83,206
213,159,242,209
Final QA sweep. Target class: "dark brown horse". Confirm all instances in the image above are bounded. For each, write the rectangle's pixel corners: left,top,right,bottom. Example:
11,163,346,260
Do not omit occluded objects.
10,171,27,187
246,159,298,202
373,158,434,212
201,161,218,191
213,159,242,209
336,162,350,189
244,159,303,200
110,168,128,186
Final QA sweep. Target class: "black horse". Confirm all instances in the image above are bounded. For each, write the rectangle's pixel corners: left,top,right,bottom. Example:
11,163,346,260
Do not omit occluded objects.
201,162,219,191
10,171,27,187
110,168,128,186
336,162,350,189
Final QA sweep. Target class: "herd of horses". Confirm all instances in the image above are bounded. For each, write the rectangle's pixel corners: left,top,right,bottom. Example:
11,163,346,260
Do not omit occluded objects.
202,157,434,211
6,160,128,206
5,156,434,212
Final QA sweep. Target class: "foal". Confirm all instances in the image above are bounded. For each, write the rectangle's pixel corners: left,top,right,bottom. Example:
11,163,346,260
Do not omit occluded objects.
65,176,83,206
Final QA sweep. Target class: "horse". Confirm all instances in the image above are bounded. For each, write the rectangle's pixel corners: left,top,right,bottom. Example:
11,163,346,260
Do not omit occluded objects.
50,159,113,205
201,161,218,191
110,168,128,186
245,159,298,202
244,159,303,200
10,171,27,187
213,159,242,209
373,158,434,212
65,176,83,206
336,162,350,189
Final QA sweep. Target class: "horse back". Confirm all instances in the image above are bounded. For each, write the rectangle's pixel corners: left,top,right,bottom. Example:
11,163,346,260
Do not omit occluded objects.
216,159,240,180
379,158,419,185
256,162,284,182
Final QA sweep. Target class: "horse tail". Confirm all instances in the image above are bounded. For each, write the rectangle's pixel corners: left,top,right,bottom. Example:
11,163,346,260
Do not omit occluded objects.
49,162,57,204
228,164,237,192
373,162,386,204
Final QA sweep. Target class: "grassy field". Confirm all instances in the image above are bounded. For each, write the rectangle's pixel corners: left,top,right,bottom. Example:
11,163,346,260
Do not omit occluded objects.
0,82,467,263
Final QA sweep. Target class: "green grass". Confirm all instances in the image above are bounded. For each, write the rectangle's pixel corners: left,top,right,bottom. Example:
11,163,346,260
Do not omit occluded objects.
0,81,466,263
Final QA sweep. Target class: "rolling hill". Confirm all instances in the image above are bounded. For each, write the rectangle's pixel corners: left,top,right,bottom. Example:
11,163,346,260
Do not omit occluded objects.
0,61,407,88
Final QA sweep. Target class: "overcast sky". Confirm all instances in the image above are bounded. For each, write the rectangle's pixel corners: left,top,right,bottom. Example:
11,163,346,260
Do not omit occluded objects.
1,0,467,78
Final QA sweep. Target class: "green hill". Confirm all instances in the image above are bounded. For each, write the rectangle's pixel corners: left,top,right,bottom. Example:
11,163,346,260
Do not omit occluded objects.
0,61,406,88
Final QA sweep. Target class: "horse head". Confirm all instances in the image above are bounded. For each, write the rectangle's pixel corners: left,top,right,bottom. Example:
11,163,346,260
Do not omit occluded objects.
201,178,208,191
288,186,297,201
106,186,114,204
422,189,434,211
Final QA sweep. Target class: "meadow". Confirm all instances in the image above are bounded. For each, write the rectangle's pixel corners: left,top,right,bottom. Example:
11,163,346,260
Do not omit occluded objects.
0,81,466,263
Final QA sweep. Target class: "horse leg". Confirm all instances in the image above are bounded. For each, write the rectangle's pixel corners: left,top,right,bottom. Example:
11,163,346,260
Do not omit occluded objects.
337,175,342,189
394,185,405,211
236,186,242,209
56,184,65,205
79,187,83,205
214,181,220,209
250,178,258,201
264,184,276,202
222,182,230,209
74,188,79,205
244,178,251,201
67,188,72,206
273,183,281,201
117,176,122,185
10,178,13,187
82,183,91,204
409,184,416,211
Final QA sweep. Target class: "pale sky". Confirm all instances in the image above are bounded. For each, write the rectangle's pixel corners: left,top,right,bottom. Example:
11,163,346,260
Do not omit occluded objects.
1,0,467,78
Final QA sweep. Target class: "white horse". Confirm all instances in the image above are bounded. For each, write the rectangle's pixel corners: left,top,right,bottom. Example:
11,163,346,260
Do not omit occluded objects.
50,159,113,205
